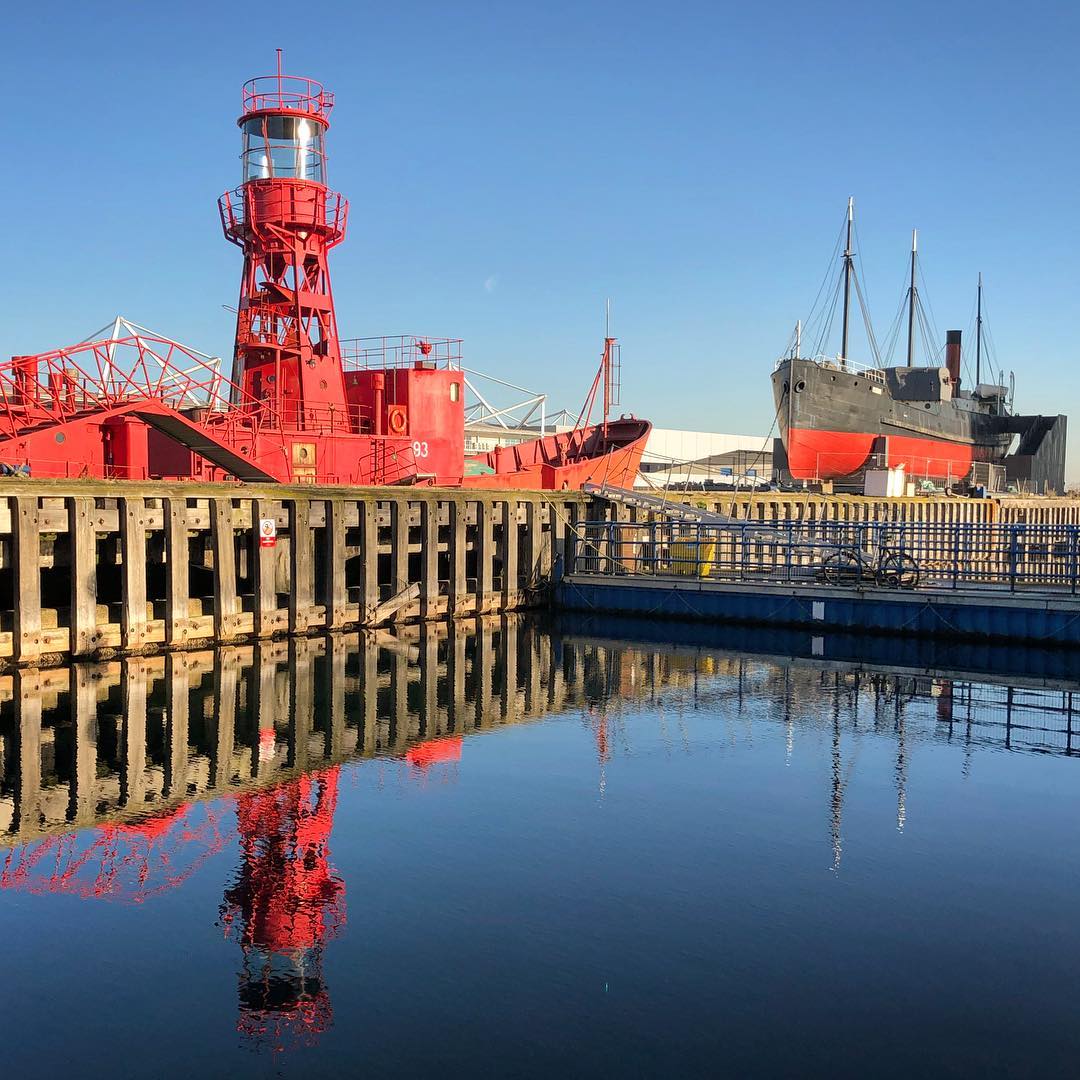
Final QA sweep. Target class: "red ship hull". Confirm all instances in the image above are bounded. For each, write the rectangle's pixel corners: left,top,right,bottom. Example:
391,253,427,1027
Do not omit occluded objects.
462,418,651,491
786,426,975,482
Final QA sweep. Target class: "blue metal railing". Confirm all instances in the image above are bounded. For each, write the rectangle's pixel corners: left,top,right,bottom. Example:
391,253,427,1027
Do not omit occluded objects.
568,520,1080,594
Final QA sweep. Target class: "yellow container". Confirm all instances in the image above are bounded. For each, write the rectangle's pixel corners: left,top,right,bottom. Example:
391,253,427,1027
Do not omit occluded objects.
669,540,716,577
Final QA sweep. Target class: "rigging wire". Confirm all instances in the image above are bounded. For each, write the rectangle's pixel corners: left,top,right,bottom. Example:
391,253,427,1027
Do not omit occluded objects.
849,217,881,363
915,261,942,361
851,270,882,366
810,274,845,359
799,212,848,357
960,288,979,386
880,261,912,365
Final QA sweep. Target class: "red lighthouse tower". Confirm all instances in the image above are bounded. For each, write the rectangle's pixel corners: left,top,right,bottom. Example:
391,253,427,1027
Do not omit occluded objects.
218,53,348,431
212,53,466,484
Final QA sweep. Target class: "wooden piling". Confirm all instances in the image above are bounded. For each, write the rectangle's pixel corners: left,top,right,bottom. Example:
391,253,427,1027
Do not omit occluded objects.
449,499,467,616
211,498,240,642
120,496,148,651
421,499,440,620
501,499,519,610
164,496,190,647
12,496,41,663
359,499,378,623
325,498,348,630
69,497,98,656
288,498,314,633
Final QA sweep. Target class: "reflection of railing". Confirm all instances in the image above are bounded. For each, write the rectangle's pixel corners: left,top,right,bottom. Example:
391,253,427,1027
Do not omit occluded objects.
340,335,463,371
570,519,1080,594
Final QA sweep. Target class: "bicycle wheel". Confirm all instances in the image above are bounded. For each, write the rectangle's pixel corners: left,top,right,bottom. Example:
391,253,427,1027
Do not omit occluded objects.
876,552,920,589
822,549,862,586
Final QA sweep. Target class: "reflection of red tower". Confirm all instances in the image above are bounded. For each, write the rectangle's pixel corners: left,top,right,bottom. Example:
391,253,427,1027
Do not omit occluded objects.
220,767,345,1050
217,53,348,431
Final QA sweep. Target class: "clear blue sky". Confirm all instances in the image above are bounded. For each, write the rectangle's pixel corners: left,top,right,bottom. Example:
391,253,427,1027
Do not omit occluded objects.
4,1,1078,474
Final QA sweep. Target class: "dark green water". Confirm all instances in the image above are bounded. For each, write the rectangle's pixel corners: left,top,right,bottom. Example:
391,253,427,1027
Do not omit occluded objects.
1,616,1078,1077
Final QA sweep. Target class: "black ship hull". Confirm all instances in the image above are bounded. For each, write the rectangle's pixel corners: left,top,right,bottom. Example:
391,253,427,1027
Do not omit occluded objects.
772,358,1015,482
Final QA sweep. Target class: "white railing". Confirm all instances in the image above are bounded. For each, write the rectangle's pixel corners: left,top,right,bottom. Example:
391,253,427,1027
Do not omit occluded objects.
775,354,887,383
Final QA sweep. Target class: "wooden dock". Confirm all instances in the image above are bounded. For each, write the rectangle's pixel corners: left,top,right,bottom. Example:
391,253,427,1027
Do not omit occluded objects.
0,482,586,665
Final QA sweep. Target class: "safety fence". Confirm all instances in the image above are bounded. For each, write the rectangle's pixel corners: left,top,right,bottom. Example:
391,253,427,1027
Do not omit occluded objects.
568,519,1080,594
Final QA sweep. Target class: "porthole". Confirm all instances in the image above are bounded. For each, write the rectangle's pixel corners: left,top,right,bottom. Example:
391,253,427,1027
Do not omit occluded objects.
794,380,806,393
55,432,65,444
925,403,932,410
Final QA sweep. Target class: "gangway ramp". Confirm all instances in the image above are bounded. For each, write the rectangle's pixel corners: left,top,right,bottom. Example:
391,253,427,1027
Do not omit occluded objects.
583,483,737,525
133,404,279,483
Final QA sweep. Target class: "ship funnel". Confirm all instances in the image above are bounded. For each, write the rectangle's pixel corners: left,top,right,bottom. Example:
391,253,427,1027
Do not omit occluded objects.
945,330,962,389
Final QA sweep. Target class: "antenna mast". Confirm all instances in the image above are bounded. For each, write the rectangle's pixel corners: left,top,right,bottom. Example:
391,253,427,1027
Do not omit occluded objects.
906,228,918,366
975,272,983,386
602,299,613,440
840,197,854,369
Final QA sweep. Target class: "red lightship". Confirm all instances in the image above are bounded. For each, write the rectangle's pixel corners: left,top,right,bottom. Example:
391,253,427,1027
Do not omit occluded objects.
0,57,649,490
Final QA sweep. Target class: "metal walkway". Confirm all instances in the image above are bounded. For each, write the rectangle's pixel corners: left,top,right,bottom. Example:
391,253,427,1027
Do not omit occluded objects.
583,483,737,525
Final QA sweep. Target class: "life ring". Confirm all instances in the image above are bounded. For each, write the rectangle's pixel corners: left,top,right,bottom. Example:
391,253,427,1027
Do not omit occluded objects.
388,407,407,434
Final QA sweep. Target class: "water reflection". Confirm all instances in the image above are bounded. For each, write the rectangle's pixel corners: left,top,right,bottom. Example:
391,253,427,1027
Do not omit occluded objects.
0,614,1078,1057
221,768,344,1049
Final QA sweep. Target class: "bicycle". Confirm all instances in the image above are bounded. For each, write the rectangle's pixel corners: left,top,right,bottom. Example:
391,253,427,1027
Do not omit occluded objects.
820,531,920,589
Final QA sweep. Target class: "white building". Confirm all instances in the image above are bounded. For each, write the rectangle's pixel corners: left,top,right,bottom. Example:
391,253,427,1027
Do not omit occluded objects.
636,428,773,488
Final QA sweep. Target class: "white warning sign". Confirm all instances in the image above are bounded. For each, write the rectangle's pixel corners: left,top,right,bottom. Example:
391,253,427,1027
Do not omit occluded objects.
258,517,277,548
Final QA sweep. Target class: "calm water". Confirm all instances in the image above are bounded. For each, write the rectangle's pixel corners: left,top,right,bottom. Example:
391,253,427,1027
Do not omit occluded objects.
2,615,1079,1077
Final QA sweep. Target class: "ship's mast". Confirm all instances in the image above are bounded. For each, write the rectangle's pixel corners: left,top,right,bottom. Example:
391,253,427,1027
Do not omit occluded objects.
840,197,854,370
906,228,917,366
975,272,983,386
602,298,612,442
